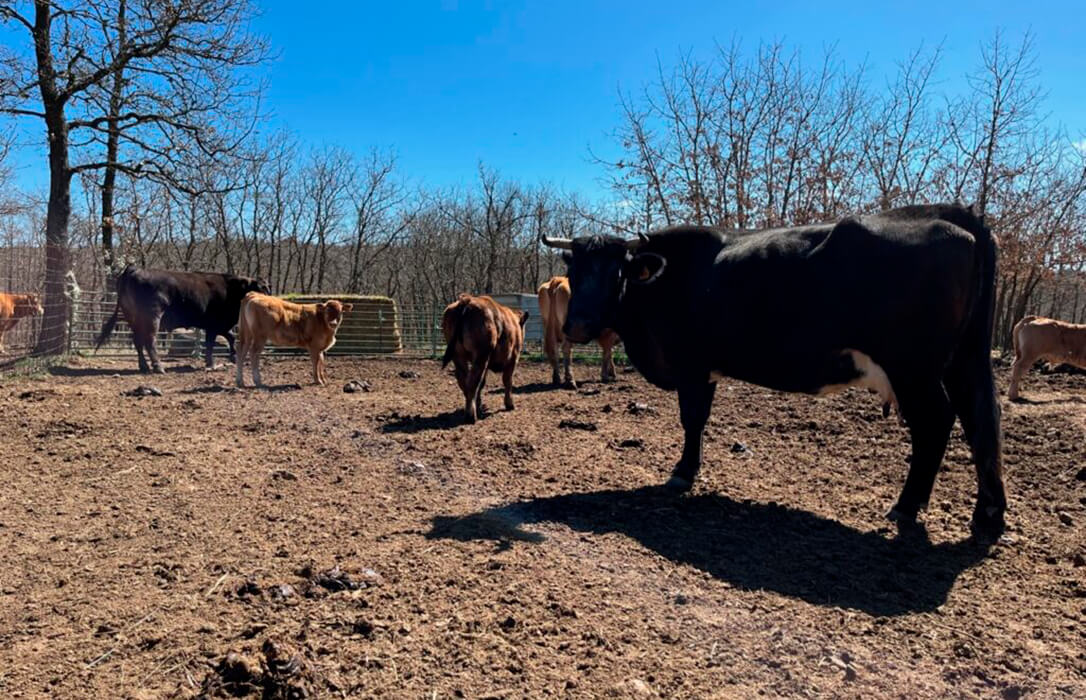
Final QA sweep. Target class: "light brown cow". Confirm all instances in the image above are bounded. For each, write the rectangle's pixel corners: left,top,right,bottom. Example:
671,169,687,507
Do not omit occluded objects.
537,276,619,388
441,294,528,423
0,293,43,354
1008,315,1086,401
236,293,353,387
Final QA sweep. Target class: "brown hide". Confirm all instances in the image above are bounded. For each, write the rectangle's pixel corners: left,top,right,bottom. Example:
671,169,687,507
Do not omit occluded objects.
236,293,353,387
0,293,43,353
441,294,527,422
537,276,618,387
1008,315,1086,400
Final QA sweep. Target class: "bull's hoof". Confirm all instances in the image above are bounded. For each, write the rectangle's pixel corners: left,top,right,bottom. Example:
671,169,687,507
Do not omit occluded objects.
152,366,166,375
564,380,577,390
664,475,693,492
970,503,1006,542
886,505,919,525
504,400,515,411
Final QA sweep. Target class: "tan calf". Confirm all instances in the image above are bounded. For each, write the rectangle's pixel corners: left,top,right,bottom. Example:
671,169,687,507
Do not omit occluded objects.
0,293,43,354
236,293,353,387
1008,315,1086,401
537,276,618,388
441,294,528,423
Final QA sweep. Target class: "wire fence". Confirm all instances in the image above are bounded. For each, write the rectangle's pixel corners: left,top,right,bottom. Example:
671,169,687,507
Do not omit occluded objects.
2,288,614,371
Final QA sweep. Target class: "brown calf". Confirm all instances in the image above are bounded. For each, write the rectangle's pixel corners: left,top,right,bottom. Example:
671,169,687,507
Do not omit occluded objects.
441,294,528,423
0,293,43,354
537,276,619,388
236,293,353,387
1008,315,1086,401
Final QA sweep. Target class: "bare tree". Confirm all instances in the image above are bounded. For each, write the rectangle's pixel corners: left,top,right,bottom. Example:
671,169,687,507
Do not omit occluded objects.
0,0,267,353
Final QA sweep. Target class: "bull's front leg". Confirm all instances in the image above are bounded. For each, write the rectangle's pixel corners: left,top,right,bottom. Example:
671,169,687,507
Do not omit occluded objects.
223,330,237,365
887,380,955,525
204,331,217,369
667,380,717,491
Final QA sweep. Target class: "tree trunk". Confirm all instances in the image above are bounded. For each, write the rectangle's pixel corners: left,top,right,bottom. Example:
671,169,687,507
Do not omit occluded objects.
35,112,73,355
32,1,72,355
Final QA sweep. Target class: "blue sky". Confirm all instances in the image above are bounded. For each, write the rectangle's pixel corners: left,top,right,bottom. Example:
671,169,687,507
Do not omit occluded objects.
5,0,1085,200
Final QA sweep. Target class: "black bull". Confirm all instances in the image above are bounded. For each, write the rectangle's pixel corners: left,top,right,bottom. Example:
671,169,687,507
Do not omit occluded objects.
96,266,269,373
544,203,1006,537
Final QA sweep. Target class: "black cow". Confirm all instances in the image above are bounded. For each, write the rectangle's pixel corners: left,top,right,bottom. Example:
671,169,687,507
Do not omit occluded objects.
543,203,1005,536
95,266,270,373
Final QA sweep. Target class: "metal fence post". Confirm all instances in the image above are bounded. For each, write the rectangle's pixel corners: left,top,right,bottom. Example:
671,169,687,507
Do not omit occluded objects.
430,302,437,358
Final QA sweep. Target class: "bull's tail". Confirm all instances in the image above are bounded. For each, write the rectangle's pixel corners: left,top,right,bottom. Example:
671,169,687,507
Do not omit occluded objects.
94,302,121,352
441,301,467,369
94,265,134,352
1012,315,1038,360
967,211,998,360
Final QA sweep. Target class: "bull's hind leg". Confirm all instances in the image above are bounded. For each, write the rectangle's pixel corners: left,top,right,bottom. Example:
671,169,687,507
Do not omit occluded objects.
1007,351,1034,402
223,330,237,365
474,364,489,418
145,315,165,373
945,356,1006,537
235,334,247,387
667,381,717,491
600,337,616,383
887,380,955,525
249,341,266,386
502,359,517,411
562,338,576,389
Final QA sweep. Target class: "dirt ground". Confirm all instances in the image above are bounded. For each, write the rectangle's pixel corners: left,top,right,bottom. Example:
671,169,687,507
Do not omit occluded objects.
0,353,1083,699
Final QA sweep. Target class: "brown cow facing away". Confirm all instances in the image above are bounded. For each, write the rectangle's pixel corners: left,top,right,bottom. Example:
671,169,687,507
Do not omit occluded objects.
537,276,619,388
441,294,528,423
0,293,43,354
236,293,353,387
1008,315,1086,401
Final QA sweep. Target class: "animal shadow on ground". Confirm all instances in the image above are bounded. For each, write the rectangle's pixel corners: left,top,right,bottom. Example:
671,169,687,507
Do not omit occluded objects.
48,365,199,377
1009,395,1086,406
182,383,301,394
379,410,467,433
426,486,993,617
505,381,561,395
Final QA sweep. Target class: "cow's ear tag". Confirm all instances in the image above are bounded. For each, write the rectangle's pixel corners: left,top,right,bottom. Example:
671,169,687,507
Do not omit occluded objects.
627,253,667,285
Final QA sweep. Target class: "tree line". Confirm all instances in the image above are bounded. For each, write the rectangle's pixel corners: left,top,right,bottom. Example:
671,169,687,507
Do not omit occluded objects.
1,2,1083,353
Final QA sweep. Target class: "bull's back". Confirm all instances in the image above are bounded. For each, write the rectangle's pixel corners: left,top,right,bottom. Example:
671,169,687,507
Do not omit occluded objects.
1016,316,1086,362
243,294,320,348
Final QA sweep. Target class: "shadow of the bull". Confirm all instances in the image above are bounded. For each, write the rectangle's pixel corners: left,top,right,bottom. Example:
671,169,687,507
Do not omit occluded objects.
426,485,993,617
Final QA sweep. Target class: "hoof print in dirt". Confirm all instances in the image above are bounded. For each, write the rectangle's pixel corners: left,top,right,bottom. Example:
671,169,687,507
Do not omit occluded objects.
343,379,372,393
559,419,597,431
626,401,653,415
17,389,55,401
297,563,382,595
398,370,420,379
730,441,751,455
203,639,315,699
616,438,644,449
123,385,162,397
578,387,601,396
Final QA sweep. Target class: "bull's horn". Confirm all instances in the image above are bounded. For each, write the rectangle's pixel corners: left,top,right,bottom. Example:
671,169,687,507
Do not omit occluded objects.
541,236,573,249
626,233,648,250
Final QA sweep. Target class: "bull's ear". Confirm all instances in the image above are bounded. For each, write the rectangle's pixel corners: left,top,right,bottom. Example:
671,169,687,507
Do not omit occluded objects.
519,310,529,327
342,303,353,313
625,252,667,285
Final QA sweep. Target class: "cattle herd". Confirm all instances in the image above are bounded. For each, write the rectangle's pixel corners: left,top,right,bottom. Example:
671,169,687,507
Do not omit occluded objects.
5,202,1086,541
